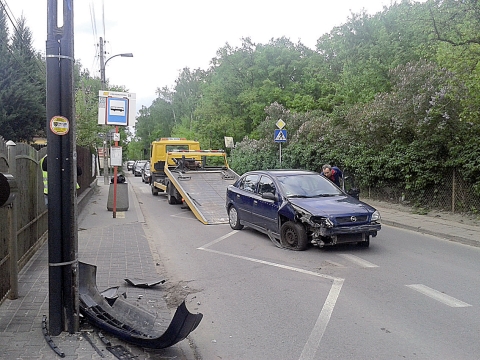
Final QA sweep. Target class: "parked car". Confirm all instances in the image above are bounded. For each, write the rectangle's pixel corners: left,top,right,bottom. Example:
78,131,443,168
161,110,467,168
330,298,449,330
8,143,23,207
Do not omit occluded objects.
126,160,135,171
141,162,151,183
225,169,381,250
133,160,148,177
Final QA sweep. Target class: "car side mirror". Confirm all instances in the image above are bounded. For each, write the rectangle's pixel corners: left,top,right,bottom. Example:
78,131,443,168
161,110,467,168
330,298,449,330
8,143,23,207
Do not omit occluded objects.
262,192,277,201
347,188,360,200
0,173,18,207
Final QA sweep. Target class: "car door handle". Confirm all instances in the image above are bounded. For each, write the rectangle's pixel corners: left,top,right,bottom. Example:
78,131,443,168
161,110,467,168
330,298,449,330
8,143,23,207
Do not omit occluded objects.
236,194,240,198
253,200,258,205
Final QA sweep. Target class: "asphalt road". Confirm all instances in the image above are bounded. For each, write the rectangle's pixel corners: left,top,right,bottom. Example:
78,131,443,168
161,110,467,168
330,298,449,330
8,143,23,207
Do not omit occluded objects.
129,173,480,360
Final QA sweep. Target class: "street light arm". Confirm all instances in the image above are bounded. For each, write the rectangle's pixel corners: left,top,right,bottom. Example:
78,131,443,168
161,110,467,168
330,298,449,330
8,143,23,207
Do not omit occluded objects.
104,53,134,67
101,52,133,91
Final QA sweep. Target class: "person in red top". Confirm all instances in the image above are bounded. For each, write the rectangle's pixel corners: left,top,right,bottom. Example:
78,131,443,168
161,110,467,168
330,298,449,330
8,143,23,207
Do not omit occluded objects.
321,164,343,187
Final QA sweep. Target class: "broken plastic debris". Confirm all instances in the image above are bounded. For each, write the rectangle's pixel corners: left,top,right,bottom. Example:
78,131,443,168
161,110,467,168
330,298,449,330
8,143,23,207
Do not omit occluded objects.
124,277,166,288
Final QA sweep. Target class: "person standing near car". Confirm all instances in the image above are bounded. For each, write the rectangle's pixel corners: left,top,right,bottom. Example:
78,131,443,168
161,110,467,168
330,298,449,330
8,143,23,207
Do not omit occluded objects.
321,164,342,187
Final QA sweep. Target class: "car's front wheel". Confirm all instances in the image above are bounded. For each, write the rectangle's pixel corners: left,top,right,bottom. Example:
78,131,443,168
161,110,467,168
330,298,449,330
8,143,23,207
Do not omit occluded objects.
228,206,243,230
358,236,370,248
281,221,308,251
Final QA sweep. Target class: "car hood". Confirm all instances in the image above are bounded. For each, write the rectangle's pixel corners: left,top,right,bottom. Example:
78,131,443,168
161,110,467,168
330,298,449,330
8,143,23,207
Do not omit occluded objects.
288,195,376,216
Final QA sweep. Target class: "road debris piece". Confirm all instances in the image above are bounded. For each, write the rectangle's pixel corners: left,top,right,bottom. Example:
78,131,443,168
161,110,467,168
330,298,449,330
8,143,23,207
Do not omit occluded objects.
81,331,105,358
42,315,65,358
107,345,137,359
124,278,166,288
79,262,203,349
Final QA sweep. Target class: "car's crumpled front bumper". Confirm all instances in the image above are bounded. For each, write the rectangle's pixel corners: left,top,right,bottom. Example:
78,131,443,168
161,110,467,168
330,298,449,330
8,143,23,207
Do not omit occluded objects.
318,223,381,237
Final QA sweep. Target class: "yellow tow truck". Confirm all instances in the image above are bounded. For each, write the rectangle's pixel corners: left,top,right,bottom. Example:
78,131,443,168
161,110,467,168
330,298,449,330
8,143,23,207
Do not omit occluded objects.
149,138,239,224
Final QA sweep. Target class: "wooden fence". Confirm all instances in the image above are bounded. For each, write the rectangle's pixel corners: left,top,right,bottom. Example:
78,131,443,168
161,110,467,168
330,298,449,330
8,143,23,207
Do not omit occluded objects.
0,137,95,303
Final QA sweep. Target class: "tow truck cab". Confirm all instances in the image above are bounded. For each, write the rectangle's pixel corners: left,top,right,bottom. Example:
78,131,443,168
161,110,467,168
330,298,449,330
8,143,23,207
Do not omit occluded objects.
150,138,201,169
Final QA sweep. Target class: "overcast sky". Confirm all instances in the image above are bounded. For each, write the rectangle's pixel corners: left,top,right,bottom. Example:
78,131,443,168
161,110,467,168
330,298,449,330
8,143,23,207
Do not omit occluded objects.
5,0,402,113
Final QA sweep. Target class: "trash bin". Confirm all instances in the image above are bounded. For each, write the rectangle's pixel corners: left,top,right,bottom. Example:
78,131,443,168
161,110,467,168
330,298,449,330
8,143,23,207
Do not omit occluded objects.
107,182,129,211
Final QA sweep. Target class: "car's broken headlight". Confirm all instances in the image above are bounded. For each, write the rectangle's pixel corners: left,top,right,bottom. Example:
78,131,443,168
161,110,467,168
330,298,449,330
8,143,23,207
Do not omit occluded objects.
310,216,334,228
371,210,381,222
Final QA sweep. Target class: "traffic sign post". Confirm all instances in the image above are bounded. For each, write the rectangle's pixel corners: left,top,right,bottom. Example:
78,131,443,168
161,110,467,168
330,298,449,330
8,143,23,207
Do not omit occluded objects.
98,91,135,218
274,119,287,165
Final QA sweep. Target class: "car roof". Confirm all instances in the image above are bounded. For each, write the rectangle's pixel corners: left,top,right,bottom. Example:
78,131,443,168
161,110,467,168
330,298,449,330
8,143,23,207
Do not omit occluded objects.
243,169,319,177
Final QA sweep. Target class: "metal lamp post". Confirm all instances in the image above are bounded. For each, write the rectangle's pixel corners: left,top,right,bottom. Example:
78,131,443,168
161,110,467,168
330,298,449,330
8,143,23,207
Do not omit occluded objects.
99,37,133,184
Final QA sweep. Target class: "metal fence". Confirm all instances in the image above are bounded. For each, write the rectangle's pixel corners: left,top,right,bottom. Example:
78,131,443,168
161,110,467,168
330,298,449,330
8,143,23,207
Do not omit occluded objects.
362,168,480,214
0,137,96,303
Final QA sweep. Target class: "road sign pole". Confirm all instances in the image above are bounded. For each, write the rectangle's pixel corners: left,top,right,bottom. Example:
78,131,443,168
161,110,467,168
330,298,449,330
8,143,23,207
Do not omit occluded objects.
279,143,282,166
113,126,118,218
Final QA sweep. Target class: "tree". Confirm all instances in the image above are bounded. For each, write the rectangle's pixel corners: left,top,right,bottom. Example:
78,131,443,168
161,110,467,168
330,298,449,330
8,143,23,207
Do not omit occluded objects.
0,13,45,142
75,66,103,148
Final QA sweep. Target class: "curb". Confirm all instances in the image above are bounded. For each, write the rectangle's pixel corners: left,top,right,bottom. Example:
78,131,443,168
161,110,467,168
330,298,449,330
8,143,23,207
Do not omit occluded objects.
381,219,480,248
77,178,97,216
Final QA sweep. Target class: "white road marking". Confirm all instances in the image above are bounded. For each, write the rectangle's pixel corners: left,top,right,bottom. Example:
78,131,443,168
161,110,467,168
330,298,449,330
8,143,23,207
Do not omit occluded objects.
200,247,340,281
406,284,472,308
323,260,346,268
198,232,345,360
199,231,238,249
299,278,344,360
338,254,379,268
171,211,197,220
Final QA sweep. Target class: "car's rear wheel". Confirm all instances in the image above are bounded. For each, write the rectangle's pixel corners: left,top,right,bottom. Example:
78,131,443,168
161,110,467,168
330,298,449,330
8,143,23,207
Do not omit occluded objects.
228,206,243,230
281,221,308,251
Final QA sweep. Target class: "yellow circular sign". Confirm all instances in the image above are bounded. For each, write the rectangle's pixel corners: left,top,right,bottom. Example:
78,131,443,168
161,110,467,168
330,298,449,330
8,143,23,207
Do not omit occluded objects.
50,116,69,135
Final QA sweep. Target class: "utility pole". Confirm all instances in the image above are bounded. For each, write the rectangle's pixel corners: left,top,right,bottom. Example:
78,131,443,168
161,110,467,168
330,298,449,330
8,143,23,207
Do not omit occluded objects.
100,37,109,185
46,0,78,335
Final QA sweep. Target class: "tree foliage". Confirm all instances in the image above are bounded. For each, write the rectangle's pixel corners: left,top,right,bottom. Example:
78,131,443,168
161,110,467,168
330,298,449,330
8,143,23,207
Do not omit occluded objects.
127,1,480,198
0,11,45,142
4,0,480,199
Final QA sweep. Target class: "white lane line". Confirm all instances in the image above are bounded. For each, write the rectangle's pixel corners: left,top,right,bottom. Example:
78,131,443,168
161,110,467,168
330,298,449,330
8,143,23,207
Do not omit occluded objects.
337,254,379,268
406,284,472,308
299,278,344,360
199,233,345,360
199,247,340,281
198,230,238,249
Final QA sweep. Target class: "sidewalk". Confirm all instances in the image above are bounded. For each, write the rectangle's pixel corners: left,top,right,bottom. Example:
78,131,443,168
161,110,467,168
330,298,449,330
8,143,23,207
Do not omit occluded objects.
0,178,196,359
0,180,479,359
365,198,480,248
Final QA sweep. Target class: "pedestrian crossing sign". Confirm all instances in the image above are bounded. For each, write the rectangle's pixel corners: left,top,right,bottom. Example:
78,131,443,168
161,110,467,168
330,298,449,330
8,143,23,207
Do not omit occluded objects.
274,129,287,142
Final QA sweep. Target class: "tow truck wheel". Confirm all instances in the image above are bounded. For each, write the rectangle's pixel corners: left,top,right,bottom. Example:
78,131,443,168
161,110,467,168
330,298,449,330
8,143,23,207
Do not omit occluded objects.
228,206,243,230
151,183,159,196
280,221,308,251
167,184,178,204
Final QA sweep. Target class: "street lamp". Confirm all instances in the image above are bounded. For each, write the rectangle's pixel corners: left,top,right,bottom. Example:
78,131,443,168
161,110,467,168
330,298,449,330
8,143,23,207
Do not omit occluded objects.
100,52,134,90
99,37,133,184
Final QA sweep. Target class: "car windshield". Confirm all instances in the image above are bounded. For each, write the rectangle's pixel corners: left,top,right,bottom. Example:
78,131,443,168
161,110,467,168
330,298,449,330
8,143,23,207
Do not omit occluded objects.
276,174,343,198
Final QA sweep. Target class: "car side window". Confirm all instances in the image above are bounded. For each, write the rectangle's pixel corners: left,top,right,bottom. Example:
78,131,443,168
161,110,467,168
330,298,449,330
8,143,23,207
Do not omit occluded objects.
258,176,276,196
239,174,259,193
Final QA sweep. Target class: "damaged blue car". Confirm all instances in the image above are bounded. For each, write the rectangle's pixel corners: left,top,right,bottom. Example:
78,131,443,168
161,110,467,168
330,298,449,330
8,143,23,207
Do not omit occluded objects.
226,169,381,250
